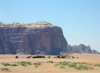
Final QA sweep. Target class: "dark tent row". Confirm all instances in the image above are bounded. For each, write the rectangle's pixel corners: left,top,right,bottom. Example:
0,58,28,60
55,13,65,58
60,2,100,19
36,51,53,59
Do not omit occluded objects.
15,55,76,58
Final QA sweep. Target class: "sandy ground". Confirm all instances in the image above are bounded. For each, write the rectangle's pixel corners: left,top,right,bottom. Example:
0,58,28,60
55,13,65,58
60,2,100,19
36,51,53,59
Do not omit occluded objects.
0,53,100,73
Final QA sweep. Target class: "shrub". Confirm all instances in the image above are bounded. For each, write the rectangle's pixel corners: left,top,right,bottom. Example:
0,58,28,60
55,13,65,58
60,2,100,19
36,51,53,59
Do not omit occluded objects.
80,62,87,64
82,66,87,69
75,65,93,70
68,63,76,67
59,61,70,66
18,61,26,65
94,64,100,67
17,61,27,67
26,62,32,65
11,64,18,66
75,66,82,70
73,62,78,64
79,62,92,65
59,62,63,64
20,64,27,67
89,67,94,69
17,61,32,66
60,66,65,69
0,68,9,71
1,63,11,66
82,66,89,70
54,64,59,67
33,62,42,66
47,61,53,63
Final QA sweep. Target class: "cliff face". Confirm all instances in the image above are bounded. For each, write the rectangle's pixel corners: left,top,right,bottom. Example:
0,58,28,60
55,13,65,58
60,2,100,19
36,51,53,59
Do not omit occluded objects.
67,44,100,54
0,21,67,55
0,27,4,54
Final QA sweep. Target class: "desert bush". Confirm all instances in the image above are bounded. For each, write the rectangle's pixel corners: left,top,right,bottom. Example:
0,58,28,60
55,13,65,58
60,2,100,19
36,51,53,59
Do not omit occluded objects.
60,66,65,69
11,64,18,66
94,64,100,67
71,62,81,64
1,63,11,66
73,62,79,64
72,62,92,66
59,61,70,66
18,61,26,64
0,68,9,71
89,67,94,69
20,63,27,67
33,62,42,66
80,62,87,64
68,63,76,67
82,66,89,70
54,64,59,67
75,65,93,70
17,61,32,66
47,61,53,63
75,66,82,70
78,62,92,65
26,62,32,65
17,61,27,67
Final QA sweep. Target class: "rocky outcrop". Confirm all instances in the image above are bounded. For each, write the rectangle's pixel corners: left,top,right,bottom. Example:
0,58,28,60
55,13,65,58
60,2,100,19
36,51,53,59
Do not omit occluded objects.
0,21,67,55
67,44,100,54
91,50,100,54
78,44,92,53
67,45,79,53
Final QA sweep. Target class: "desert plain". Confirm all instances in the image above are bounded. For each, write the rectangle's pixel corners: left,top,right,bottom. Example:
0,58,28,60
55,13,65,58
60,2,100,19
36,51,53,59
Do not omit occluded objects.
0,53,100,73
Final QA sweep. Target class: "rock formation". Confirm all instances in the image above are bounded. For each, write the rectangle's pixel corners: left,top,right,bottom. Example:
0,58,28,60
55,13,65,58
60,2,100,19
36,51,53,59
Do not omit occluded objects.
0,21,99,55
67,45,79,53
67,44,100,54
0,21,67,55
91,49,100,54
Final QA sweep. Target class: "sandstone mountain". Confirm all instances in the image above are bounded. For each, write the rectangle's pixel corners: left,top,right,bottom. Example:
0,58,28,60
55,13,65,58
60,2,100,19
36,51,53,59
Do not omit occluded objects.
67,44,100,54
0,21,99,55
91,49,100,54
0,21,67,55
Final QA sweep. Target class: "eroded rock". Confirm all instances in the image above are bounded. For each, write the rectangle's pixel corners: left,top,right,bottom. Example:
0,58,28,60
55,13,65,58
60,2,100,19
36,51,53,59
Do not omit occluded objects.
0,21,67,55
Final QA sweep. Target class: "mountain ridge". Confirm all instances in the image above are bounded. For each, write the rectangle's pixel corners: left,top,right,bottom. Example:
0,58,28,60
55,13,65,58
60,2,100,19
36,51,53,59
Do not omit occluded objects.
67,44,100,54
0,21,99,55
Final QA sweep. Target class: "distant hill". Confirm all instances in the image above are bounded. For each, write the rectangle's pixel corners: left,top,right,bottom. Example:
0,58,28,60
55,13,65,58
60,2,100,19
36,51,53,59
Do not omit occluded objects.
67,44,100,54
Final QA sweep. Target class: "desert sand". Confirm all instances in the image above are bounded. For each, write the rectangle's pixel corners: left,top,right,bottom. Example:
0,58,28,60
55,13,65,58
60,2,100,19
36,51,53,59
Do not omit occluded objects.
0,53,100,73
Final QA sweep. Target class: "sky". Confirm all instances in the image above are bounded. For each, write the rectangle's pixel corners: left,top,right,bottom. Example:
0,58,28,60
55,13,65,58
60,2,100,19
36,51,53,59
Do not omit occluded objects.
0,0,100,52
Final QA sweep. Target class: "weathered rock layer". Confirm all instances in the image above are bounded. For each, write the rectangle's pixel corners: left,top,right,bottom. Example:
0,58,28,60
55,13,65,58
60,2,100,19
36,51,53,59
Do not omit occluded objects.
0,21,67,55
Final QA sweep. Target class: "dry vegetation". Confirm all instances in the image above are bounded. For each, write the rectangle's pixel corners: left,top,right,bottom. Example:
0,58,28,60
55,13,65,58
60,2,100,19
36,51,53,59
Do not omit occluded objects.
0,53,100,73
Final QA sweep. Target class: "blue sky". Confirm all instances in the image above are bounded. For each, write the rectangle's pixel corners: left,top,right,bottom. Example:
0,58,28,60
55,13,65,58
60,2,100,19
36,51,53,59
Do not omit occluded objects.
0,0,100,52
